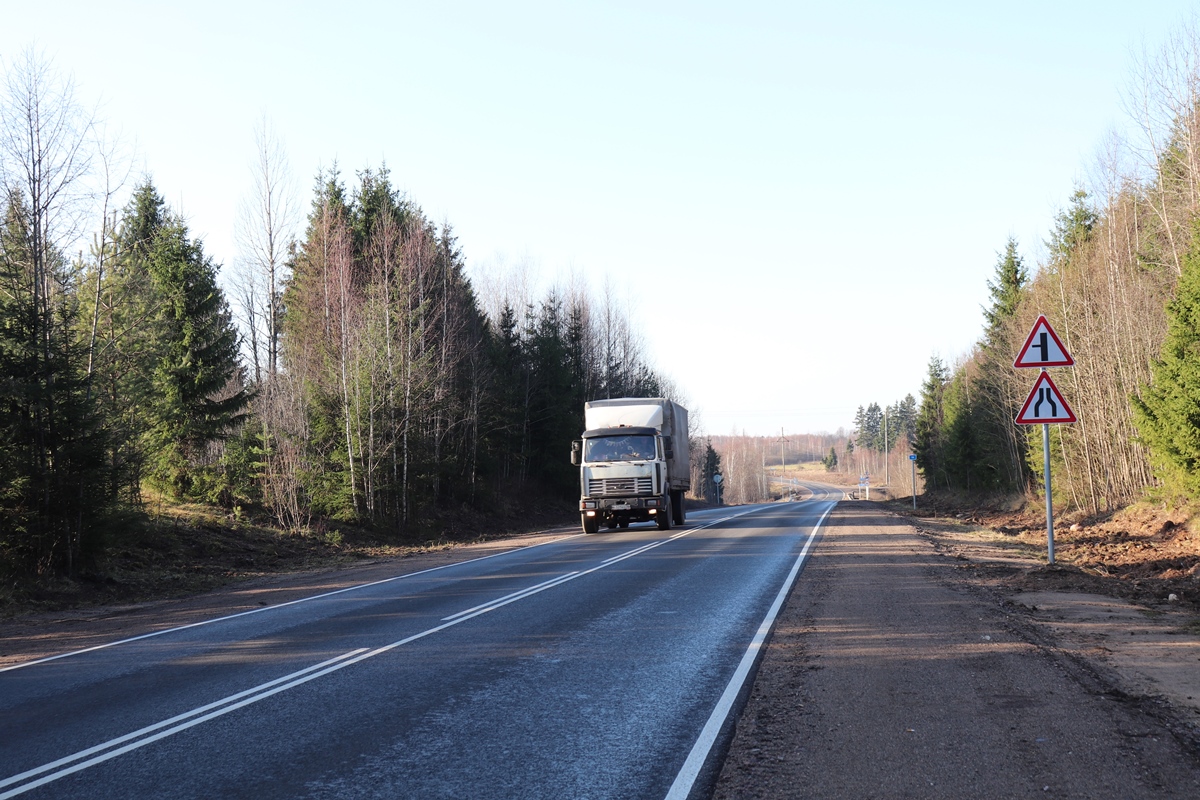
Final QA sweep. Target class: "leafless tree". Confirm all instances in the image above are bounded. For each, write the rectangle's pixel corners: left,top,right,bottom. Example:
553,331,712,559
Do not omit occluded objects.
233,117,296,385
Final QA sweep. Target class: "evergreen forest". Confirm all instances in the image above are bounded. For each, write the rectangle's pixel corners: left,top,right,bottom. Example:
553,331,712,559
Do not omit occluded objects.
0,53,672,584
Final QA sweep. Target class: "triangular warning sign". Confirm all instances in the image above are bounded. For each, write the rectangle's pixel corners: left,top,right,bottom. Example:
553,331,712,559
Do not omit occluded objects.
1014,315,1074,368
1015,372,1077,424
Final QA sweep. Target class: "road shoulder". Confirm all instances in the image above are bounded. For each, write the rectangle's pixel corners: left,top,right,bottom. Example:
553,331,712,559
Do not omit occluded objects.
713,500,1200,799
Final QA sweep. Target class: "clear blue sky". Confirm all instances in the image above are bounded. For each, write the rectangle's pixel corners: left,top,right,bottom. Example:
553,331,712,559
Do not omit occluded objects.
4,1,1197,436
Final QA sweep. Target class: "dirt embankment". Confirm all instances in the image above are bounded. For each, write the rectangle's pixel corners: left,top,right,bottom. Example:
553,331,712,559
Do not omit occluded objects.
897,499,1200,726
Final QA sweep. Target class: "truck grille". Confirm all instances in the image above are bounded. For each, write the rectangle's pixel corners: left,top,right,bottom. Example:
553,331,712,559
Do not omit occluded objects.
589,477,654,496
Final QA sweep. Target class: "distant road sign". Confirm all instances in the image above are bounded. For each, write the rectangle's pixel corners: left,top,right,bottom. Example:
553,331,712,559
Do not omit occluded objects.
1014,315,1074,368
908,454,917,461
1015,372,1077,424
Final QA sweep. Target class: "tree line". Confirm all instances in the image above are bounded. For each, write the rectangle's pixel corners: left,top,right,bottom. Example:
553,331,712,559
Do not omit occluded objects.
707,431,851,505
910,18,1200,512
0,52,672,581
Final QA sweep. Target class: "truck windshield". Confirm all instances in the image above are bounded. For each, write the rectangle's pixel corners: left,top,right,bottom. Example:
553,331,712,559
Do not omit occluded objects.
584,435,657,462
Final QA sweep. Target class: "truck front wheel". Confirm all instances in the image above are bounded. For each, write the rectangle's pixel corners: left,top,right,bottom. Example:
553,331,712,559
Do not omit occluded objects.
656,496,672,530
582,513,600,534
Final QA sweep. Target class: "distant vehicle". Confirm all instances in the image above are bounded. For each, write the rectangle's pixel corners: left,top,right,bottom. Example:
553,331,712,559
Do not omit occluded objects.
571,398,690,534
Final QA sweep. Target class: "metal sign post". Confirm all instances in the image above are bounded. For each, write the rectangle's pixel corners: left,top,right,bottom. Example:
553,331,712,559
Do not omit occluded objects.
1014,317,1077,565
1042,422,1053,563
909,454,917,510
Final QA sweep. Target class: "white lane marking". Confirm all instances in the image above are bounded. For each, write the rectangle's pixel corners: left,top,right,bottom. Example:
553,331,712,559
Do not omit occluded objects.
0,648,368,795
602,541,663,564
664,502,837,800
2,502,801,798
443,507,769,621
440,572,580,621
0,532,584,674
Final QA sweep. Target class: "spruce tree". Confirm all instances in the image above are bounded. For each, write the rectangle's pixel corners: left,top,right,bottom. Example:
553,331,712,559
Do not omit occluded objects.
701,440,722,503
131,187,250,496
914,356,949,491
1132,221,1200,497
0,192,105,574
975,238,1032,492
83,182,167,500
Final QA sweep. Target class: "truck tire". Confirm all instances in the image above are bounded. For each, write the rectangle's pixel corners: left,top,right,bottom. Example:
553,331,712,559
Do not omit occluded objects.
582,513,599,534
671,490,685,525
656,496,672,530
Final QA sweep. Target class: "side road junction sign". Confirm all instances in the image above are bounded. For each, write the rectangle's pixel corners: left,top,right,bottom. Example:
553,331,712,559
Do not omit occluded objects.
1015,313,1076,566
1015,371,1077,425
1014,314,1074,368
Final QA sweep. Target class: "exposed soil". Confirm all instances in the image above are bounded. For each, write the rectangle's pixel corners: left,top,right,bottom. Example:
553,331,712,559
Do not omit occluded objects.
714,497,1200,799
896,497,1200,614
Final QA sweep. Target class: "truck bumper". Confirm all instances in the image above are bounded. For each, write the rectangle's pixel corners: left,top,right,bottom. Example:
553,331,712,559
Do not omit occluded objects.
580,496,663,523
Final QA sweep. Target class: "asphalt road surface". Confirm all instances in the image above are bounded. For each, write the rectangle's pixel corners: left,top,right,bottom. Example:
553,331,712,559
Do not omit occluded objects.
0,486,841,800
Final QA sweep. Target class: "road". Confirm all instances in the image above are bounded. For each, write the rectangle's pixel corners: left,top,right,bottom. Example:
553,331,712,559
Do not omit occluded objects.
0,486,841,800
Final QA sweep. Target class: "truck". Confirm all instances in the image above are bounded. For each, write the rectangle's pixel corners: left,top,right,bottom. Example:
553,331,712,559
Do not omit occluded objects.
570,398,690,534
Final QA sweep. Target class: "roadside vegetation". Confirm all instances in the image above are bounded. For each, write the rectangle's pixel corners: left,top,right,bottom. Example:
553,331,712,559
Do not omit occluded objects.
0,49,680,608
863,20,1200,600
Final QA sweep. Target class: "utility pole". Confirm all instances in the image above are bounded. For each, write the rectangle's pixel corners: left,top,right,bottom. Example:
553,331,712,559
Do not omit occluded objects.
883,409,889,487
776,427,790,497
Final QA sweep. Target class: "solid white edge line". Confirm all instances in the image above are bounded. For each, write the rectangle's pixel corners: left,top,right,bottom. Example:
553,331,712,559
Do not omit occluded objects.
663,500,837,800
0,532,586,674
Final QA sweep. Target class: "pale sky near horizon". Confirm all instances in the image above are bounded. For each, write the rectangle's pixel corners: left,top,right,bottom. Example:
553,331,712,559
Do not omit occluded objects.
4,2,1197,437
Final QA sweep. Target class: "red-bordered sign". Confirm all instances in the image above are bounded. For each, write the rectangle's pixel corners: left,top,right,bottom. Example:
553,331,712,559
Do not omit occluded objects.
1015,371,1077,424
1014,315,1074,368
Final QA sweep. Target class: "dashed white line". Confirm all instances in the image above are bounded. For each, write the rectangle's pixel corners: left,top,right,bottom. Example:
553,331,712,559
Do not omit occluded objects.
0,532,583,674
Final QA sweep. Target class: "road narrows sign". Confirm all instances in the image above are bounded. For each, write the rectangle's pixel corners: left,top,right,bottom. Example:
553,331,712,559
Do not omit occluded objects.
1015,371,1077,425
1014,315,1074,368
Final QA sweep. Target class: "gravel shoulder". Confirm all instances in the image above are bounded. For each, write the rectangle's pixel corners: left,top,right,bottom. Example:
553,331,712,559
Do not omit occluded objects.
713,500,1200,799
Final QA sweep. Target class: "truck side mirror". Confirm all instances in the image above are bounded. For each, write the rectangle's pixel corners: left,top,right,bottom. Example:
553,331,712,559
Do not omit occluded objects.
663,436,674,460
571,440,582,466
